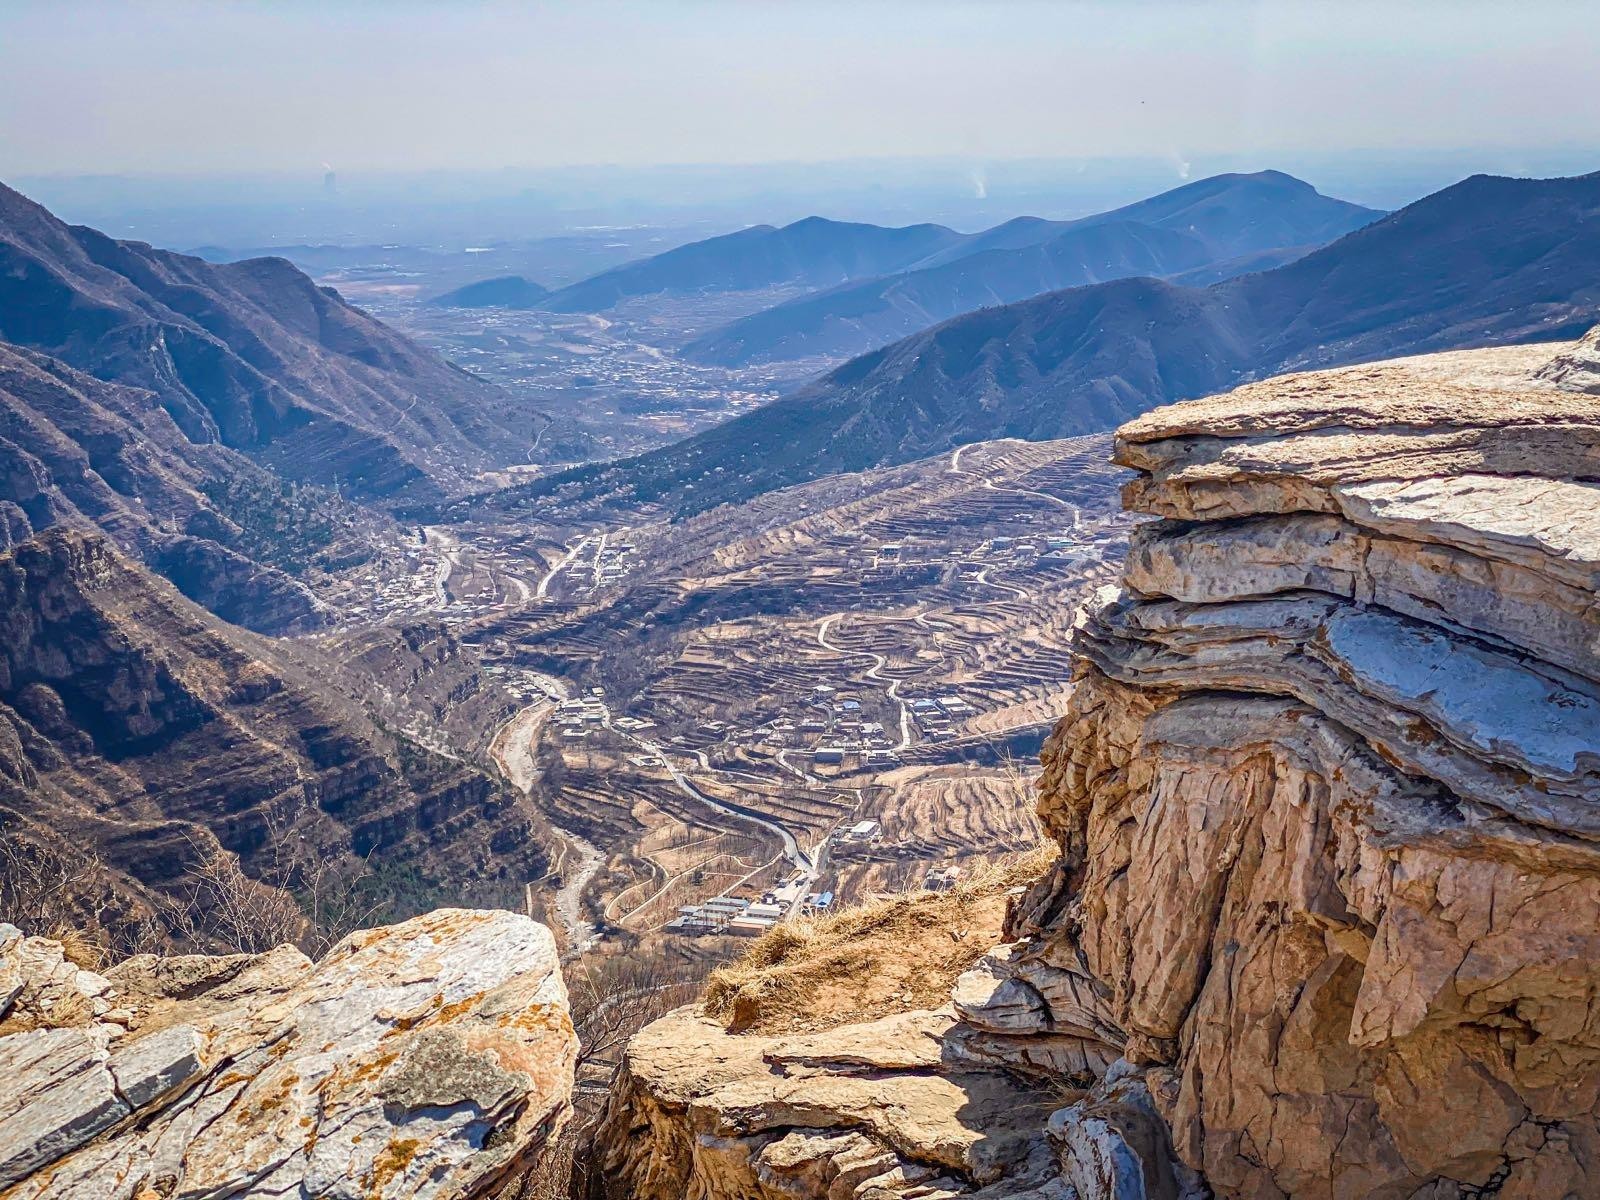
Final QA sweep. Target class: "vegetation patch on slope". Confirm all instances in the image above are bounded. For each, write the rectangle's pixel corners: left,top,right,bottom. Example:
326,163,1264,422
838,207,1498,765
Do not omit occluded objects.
702,844,1052,1035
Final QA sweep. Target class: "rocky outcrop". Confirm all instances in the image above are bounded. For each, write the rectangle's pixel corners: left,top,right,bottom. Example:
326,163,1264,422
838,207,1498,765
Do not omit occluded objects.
0,908,576,1197
1008,337,1600,1197
595,1004,1074,1200
592,334,1600,1199
1536,320,1600,393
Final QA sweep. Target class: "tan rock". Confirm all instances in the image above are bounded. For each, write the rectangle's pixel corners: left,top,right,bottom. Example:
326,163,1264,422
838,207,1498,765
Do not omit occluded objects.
0,909,576,1199
592,1005,1064,1199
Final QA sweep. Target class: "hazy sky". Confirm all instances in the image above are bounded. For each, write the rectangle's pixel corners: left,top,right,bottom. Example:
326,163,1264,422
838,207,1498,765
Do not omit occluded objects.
3,0,1598,176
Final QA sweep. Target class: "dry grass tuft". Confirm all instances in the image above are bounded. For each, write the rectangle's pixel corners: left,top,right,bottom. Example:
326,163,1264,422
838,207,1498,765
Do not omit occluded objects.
47,924,107,971
703,843,1054,1035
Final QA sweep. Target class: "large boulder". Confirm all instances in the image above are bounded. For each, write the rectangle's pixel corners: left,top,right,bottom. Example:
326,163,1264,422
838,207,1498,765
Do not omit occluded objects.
0,908,575,1198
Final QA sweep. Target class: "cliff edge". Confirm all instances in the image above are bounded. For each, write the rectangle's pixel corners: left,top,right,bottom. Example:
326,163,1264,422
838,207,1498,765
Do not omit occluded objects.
593,333,1600,1199
0,908,576,1198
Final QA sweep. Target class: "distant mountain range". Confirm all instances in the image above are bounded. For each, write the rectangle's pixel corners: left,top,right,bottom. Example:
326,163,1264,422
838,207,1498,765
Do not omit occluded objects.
683,172,1381,366
536,216,968,313
0,180,533,630
429,274,551,309
492,171,1600,519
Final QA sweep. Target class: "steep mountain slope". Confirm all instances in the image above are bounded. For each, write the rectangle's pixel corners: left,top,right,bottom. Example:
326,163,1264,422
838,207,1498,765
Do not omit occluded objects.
0,342,365,633
685,172,1381,366
0,181,528,502
508,171,1600,518
429,274,551,309
0,527,548,951
537,216,967,312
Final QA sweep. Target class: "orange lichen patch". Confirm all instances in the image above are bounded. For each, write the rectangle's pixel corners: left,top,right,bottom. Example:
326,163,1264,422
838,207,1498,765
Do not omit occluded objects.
232,1070,301,1126
431,991,487,1026
493,1002,570,1036
378,991,447,1031
368,1136,423,1195
318,1045,405,1095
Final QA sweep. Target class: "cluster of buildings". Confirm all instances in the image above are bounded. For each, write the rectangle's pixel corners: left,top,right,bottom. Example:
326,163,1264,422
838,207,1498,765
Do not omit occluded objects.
338,544,440,623
743,683,901,769
665,872,826,937
575,539,636,594
833,819,883,846
554,688,611,741
907,694,975,742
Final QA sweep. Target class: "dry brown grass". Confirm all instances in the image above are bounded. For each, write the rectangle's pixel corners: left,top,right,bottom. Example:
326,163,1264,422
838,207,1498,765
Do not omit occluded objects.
702,843,1054,1035
46,925,107,971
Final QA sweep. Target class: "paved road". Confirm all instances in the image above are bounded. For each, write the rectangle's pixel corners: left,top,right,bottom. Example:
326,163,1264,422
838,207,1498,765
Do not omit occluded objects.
974,566,1030,601
816,614,914,751
608,719,819,887
535,535,591,599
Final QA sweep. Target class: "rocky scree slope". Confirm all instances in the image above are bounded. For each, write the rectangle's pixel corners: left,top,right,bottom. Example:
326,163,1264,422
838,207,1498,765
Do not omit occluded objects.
589,333,1600,1199
0,908,576,1198
0,527,546,951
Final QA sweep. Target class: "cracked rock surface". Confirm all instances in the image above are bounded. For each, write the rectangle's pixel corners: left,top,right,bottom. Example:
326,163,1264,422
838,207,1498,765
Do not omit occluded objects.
0,908,575,1198
1012,334,1600,1197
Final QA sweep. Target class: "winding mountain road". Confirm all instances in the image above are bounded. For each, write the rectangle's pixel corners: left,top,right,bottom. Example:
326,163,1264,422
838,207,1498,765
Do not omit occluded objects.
606,719,819,887
489,695,605,958
816,614,914,752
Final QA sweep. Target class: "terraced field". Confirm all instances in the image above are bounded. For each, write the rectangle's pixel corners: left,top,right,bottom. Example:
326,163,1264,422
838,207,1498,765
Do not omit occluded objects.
351,433,1130,966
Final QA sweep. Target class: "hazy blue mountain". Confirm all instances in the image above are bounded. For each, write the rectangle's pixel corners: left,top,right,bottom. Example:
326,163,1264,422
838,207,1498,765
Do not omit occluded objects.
538,216,968,312
684,172,1382,366
0,181,532,498
498,172,1600,519
429,275,551,308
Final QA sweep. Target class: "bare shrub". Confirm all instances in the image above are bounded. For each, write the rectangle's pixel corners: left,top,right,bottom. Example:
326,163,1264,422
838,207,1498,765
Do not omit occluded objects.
161,836,309,955
0,825,112,955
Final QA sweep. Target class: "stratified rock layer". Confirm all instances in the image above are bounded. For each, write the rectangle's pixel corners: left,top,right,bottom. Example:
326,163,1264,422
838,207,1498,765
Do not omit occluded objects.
594,334,1600,1200
1009,338,1600,1197
0,908,575,1198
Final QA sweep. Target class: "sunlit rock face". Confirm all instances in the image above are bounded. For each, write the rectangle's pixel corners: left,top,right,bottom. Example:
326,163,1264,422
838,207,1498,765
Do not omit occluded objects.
0,909,576,1199
1011,337,1600,1197
591,333,1600,1200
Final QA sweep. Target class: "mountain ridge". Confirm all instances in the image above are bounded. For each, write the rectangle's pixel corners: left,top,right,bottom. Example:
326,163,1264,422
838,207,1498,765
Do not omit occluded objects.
681,170,1381,366
488,170,1600,520
537,216,967,312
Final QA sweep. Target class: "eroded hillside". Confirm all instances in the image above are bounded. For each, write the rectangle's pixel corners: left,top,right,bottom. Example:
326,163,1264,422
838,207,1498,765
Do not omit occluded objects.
0,528,549,954
589,333,1600,1198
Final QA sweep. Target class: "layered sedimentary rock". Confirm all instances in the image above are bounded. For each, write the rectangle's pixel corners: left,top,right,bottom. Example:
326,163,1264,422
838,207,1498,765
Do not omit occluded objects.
0,909,576,1197
1008,338,1600,1197
595,334,1600,1199
0,528,548,949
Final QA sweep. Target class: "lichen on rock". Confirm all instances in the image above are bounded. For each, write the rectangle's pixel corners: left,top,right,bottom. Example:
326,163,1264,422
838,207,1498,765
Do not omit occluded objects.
0,908,576,1198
